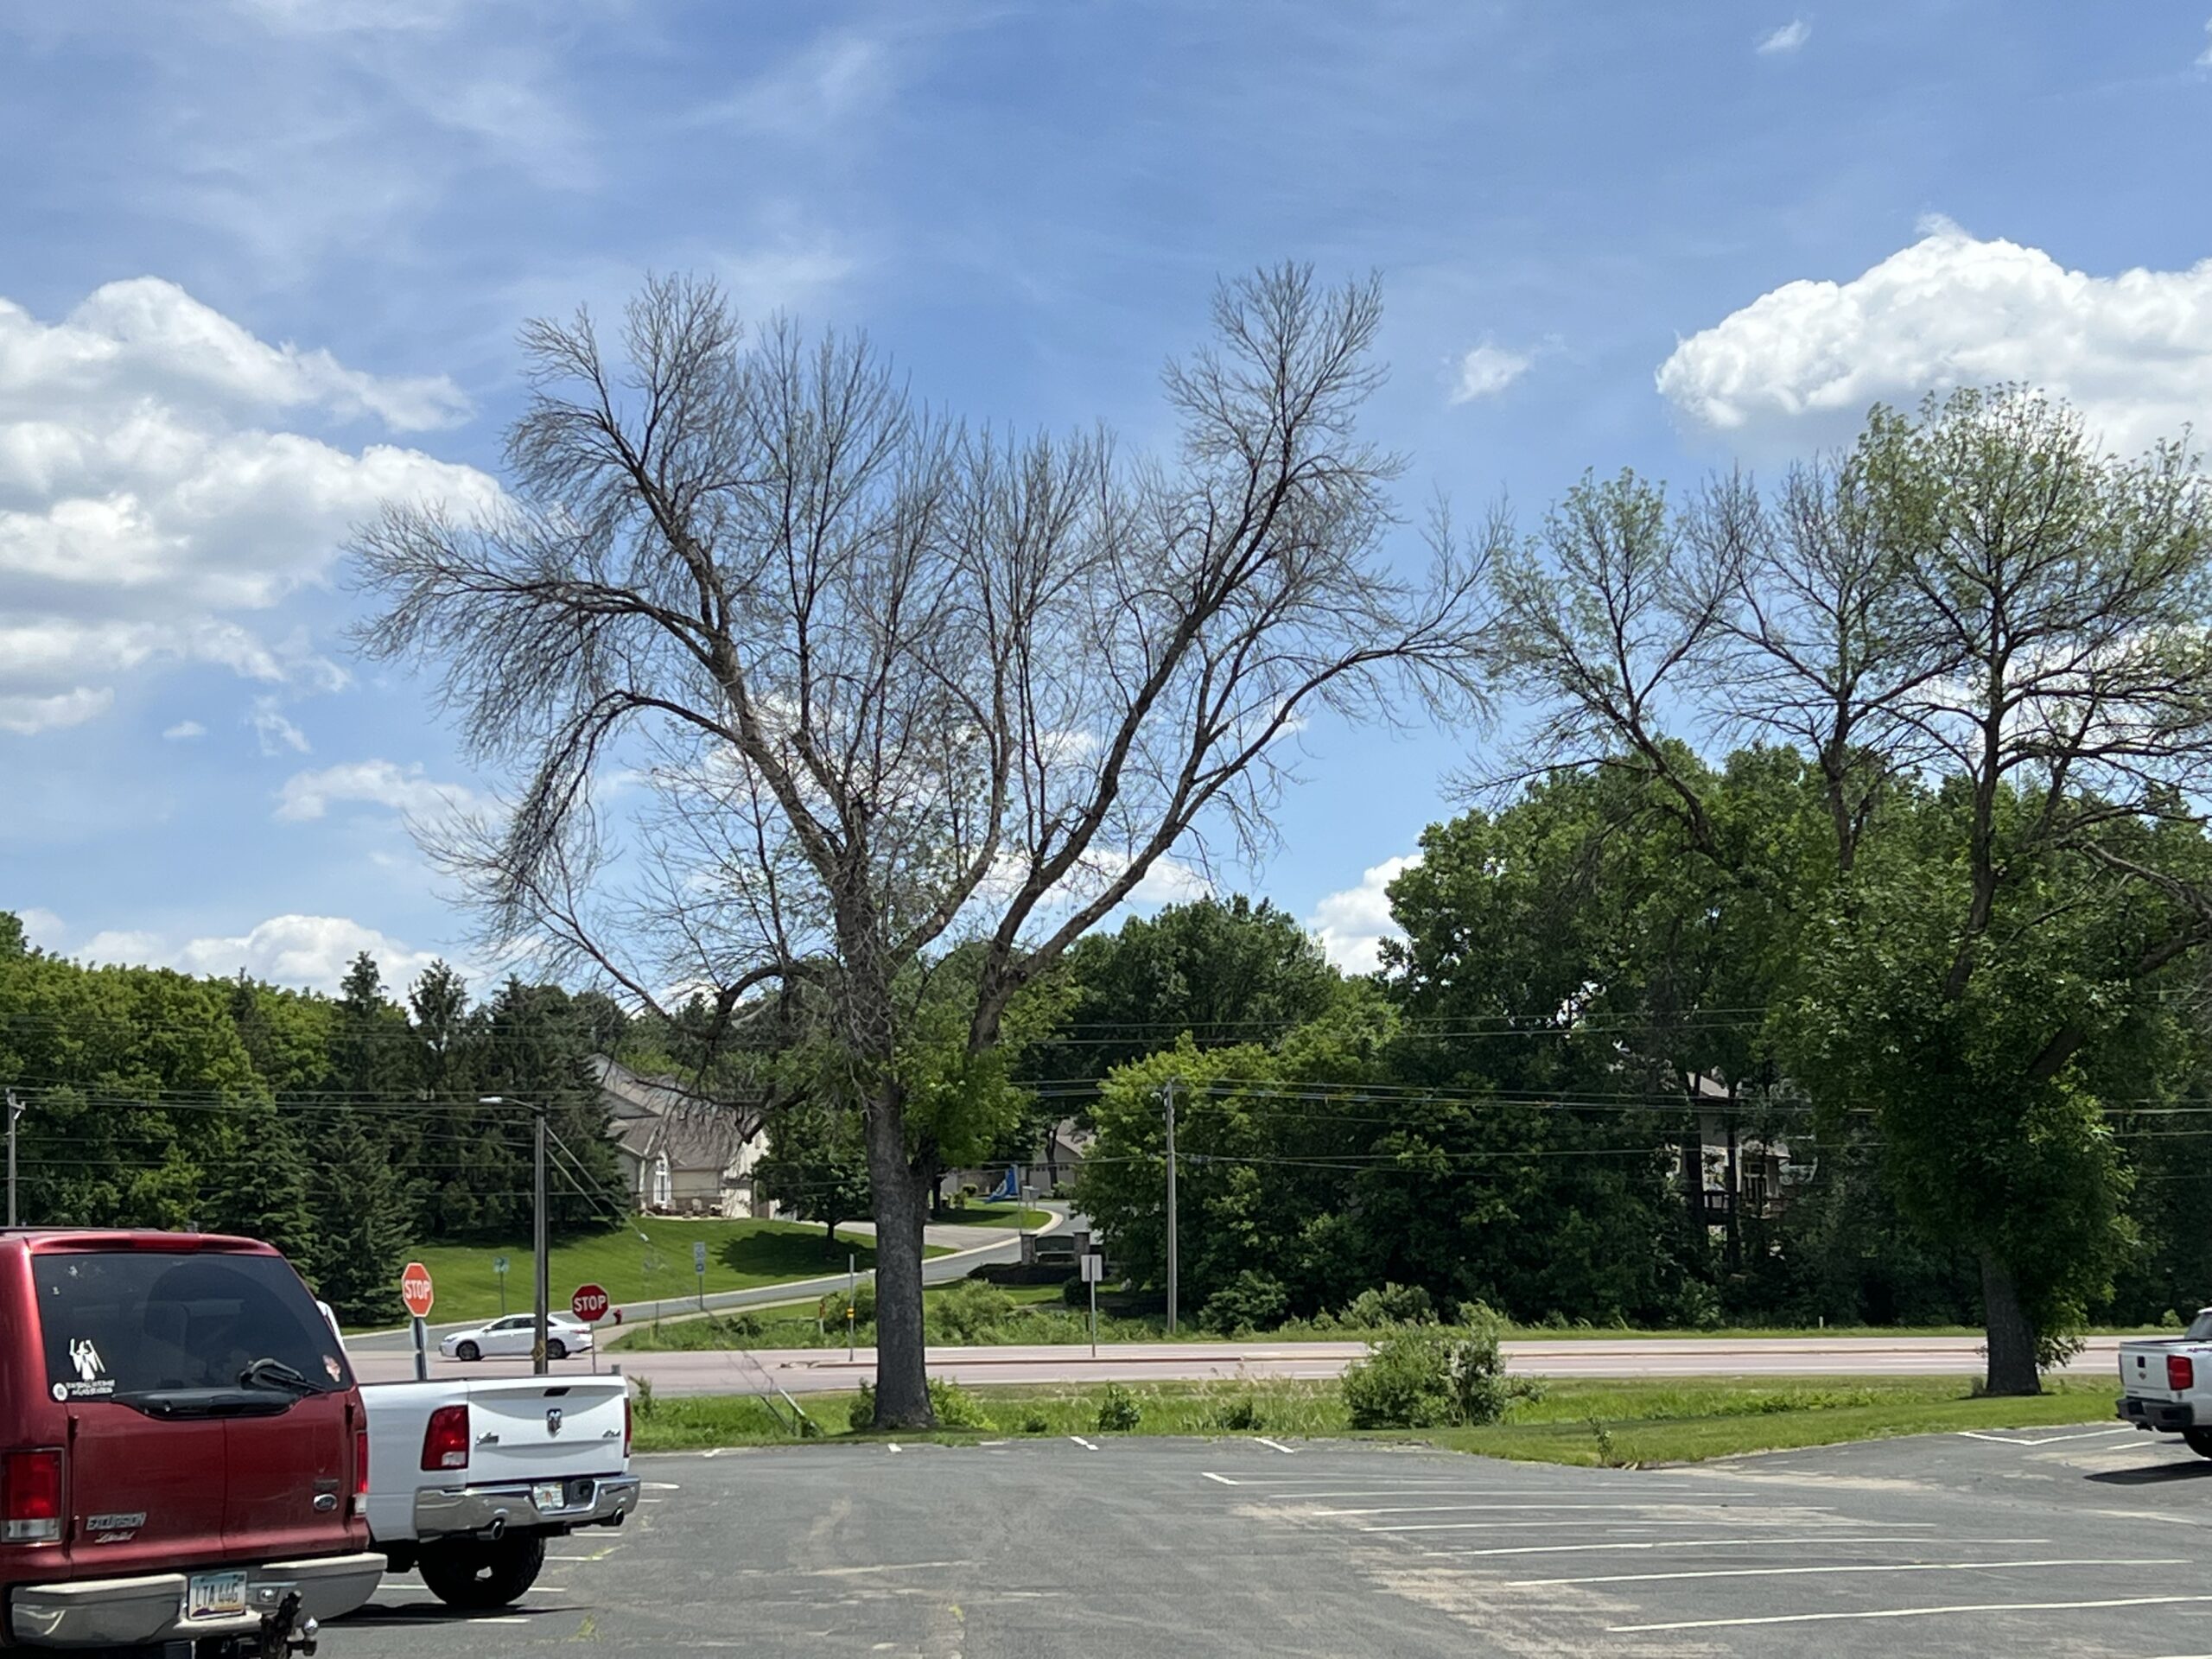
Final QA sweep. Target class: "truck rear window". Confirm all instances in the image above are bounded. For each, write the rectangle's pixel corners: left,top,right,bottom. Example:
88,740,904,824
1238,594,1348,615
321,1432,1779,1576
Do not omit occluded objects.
31,1251,352,1401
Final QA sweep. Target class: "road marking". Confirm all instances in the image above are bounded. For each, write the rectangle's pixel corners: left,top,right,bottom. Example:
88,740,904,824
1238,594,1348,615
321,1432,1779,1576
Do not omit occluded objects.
887,1443,901,1453
1070,1435,1099,1452
643,1481,683,1491
1959,1427,2136,1446
1318,1502,1829,1517
1201,1472,1242,1485
1255,1437,1298,1455
1508,1558,2182,1589
1612,1594,2212,1634
800,1561,969,1578
467,1616,530,1624
1423,1535,2045,1560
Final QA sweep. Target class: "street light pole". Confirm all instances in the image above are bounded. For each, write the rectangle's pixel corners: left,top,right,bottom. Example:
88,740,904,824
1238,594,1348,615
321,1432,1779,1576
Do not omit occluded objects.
6,1090,23,1228
1163,1076,1178,1337
480,1096,550,1375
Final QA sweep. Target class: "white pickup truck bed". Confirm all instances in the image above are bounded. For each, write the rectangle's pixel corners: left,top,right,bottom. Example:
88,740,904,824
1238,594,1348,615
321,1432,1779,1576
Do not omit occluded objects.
358,1375,638,1607
2115,1308,2212,1457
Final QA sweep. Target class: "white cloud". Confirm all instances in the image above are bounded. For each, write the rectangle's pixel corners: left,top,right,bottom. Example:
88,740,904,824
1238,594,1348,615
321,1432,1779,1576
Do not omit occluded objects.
1757,19,1810,55
249,700,311,756
0,278,499,739
1656,223,2212,458
162,720,207,740
276,758,488,824
2198,19,2212,68
693,29,892,138
78,912,445,994
1126,855,1212,908
17,907,67,950
0,687,112,735
1449,341,1532,405
1306,855,1420,974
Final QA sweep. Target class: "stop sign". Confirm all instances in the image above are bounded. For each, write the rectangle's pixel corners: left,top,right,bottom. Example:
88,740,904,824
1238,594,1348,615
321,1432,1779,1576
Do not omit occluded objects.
400,1261,435,1319
570,1283,611,1324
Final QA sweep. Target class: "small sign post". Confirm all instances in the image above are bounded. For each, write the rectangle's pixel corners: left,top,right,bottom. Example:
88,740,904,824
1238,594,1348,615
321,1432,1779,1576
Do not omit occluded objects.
571,1283,610,1375
847,1253,857,1362
493,1254,510,1317
401,1261,435,1381
1080,1249,1104,1357
694,1239,708,1311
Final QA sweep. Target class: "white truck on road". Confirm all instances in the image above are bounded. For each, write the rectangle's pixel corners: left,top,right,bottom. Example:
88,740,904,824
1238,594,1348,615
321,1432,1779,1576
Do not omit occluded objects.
2116,1309,2212,1457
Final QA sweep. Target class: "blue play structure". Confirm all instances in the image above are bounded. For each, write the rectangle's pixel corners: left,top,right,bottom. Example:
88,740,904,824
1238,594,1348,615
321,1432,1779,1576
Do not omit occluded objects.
984,1165,1020,1202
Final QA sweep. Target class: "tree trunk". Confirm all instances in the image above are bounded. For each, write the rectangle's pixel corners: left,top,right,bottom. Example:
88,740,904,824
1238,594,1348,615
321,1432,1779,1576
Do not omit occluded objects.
864,1091,934,1428
825,1217,837,1246
1980,1249,2041,1396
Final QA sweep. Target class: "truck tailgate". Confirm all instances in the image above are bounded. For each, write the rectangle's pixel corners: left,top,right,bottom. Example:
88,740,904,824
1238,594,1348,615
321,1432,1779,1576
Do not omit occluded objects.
464,1379,628,1482
2119,1338,2200,1401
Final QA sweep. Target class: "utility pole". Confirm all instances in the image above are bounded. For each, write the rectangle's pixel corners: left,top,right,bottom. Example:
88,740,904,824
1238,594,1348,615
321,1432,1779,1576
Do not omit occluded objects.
533,1102,550,1375
480,1095,550,1375
1163,1076,1178,1337
6,1090,22,1228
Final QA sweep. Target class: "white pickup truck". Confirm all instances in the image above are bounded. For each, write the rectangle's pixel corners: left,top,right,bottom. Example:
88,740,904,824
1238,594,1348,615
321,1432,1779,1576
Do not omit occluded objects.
2116,1309,2212,1458
358,1375,639,1606
320,1306,640,1608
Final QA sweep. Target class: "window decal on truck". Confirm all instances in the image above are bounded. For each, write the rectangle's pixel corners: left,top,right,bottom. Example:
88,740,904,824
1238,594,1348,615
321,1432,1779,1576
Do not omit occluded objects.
64,1336,116,1396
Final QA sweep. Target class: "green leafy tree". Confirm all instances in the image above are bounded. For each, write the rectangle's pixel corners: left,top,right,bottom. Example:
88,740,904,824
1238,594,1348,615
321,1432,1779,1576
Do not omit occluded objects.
753,1102,872,1244
310,1111,415,1325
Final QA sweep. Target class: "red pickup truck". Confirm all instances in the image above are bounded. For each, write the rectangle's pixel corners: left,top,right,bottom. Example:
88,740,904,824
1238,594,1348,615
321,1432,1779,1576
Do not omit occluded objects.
0,1230,385,1656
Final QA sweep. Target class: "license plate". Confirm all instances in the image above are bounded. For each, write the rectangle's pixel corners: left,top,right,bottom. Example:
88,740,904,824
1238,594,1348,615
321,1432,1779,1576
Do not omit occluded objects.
533,1481,566,1512
187,1570,249,1621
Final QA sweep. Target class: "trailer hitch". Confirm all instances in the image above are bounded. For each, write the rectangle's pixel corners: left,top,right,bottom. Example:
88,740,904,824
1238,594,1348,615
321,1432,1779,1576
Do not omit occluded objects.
253,1590,319,1659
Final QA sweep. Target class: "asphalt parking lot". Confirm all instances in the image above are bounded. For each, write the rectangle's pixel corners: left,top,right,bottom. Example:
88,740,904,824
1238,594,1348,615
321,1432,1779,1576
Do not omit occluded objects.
336,1423,2212,1656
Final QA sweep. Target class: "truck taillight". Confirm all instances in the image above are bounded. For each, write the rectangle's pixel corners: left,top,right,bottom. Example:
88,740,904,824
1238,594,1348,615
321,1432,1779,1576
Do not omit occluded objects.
356,1424,371,1508
624,1394,632,1459
2171,1354,2195,1391
2,1449,63,1543
421,1404,470,1472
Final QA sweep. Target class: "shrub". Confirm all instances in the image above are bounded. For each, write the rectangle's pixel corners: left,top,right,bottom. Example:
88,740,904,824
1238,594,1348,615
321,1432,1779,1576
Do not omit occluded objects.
632,1376,656,1420
847,1278,875,1325
1020,1412,1052,1434
1214,1393,1266,1432
1338,1282,1437,1329
927,1378,992,1429
726,1311,764,1339
1200,1270,1288,1335
930,1281,1016,1344
1340,1319,1511,1430
1095,1383,1142,1432
848,1382,877,1432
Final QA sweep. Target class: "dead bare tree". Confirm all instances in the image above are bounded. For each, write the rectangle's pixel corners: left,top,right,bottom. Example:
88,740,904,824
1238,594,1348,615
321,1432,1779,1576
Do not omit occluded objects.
350,265,1496,1426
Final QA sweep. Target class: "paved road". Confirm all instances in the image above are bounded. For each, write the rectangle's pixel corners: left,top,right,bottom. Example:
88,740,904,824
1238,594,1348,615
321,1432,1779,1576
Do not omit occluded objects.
352,1332,2127,1394
347,1215,1062,1356
334,1423,2212,1656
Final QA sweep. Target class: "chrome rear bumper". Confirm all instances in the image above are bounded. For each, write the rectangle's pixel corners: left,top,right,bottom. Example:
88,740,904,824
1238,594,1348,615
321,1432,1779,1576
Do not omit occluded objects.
415,1472,639,1539
5,1550,385,1649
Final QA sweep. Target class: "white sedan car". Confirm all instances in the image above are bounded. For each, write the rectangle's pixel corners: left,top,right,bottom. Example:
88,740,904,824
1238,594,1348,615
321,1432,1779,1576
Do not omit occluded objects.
439,1313,595,1362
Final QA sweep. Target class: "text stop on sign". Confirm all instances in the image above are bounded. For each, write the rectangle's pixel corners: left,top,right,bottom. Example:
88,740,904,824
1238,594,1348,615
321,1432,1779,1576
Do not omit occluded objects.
400,1261,435,1319
571,1283,611,1323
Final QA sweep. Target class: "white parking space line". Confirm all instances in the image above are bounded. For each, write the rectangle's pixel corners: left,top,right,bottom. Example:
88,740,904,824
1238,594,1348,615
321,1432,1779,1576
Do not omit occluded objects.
1421,1535,2045,1560
1255,1437,1298,1454
1313,1501,1840,1517
1504,1557,2183,1588
1960,1427,2138,1446
1070,1435,1099,1452
1201,1472,1241,1485
1611,1593,2212,1634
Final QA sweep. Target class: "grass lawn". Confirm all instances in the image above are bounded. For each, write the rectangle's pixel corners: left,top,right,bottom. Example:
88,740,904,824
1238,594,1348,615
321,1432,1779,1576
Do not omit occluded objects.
387,1219,950,1330
628,1374,2119,1464
939,1202,1054,1229
606,1282,1067,1351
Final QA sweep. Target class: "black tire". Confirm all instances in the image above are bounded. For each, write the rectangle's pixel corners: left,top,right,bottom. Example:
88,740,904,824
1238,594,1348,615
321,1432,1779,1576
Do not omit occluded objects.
546,1338,568,1361
418,1533,547,1610
2183,1428,2212,1459
454,1340,480,1363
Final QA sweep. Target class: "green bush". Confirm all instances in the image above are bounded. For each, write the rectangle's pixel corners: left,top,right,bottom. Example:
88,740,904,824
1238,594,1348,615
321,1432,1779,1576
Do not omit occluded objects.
1020,1412,1052,1433
848,1278,875,1325
848,1382,877,1432
1096,1383,1142,1432
927,1378,992,1429
929,1281,1016,1343
1199,1270,1288,1335
1213,1393,1266,1432
632,1376,656,1420
1340,1319,1512,1429
1338,1282,1436,1329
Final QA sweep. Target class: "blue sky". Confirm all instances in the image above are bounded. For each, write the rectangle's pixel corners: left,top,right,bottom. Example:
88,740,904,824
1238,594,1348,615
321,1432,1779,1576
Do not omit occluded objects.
7,1,2212,994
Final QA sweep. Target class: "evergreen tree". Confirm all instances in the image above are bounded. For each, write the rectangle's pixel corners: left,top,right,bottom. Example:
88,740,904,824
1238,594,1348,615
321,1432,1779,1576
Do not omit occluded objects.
309,1112,413,1325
